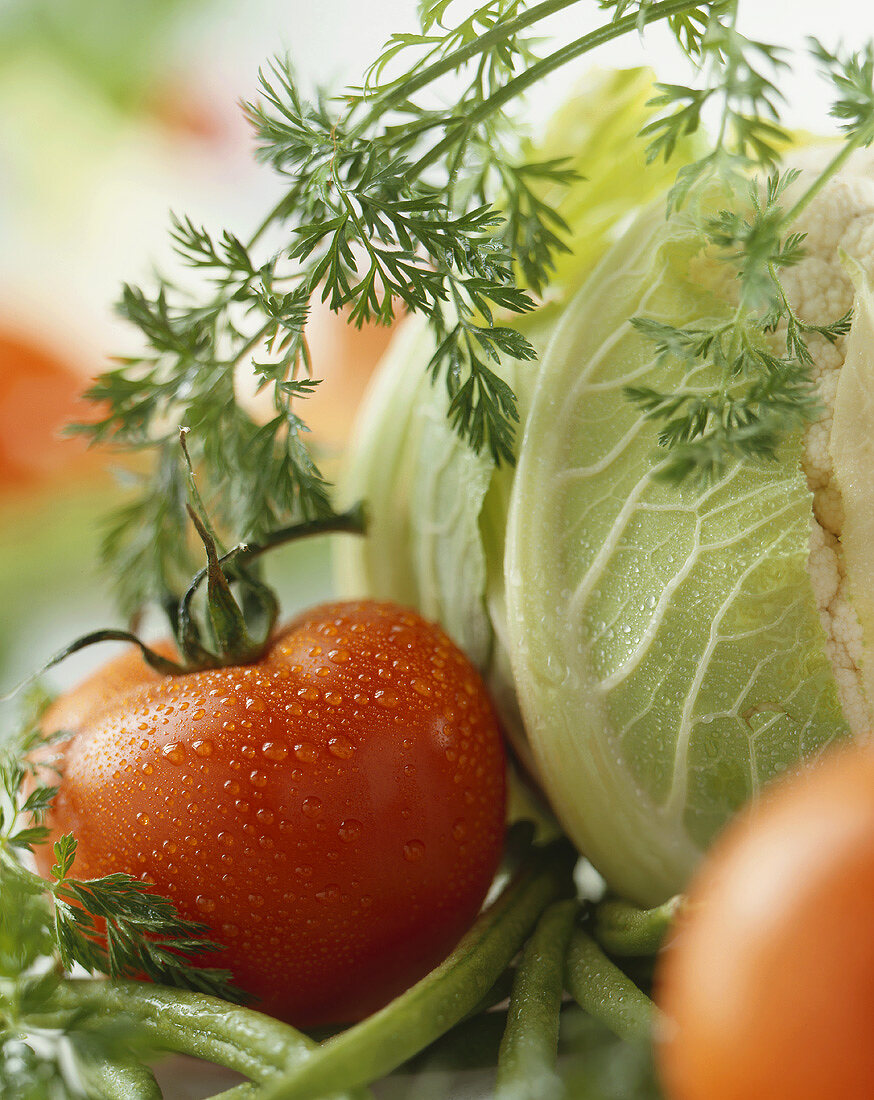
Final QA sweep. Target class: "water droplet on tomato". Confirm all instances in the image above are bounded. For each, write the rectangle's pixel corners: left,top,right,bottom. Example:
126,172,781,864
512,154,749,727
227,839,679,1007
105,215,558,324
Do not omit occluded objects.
316,883,340,904
329,648,350,663
193,740,214,757
375,690,399,708
328,736,354,759
249,770,268,789
302,797,323,819
325,691,343,705
222,923,239,939
191,709,206,721
234,800,250,814
294,742,318,763
404,764,416,777
256,808,275,825
162,743,184,765
403,840,425,862
452,820,466,841
338,819,362,842
262,742,288,762
218,831,234,847
136,813,150,827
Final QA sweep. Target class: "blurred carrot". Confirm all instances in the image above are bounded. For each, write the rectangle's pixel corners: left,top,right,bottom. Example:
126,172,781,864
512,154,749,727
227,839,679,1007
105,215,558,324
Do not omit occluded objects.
0,328,96,492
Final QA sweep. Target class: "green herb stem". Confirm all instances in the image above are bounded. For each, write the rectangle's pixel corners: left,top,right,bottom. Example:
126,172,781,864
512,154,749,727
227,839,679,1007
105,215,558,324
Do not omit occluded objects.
782,116,874,227
593,896,682,957
258,839,578,1100
564,928,658,1043
357,0,586,125
494,898,578,1100
412,0,715,177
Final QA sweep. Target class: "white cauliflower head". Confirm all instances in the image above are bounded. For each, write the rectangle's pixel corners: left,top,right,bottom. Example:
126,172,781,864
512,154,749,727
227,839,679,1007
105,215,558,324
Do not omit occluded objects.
780,152,874,735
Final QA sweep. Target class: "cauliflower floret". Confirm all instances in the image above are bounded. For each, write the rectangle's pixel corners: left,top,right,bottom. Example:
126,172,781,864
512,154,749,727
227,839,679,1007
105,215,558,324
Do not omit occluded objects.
779,156,874,735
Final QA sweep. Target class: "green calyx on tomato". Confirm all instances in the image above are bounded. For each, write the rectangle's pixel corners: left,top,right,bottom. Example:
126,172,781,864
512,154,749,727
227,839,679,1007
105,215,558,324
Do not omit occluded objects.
5,496,368,698
35,599,508,1026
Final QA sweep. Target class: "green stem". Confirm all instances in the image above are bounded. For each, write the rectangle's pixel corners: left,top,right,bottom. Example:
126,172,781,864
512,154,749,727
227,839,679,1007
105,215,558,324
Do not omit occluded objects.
494,898,578,1100
208,1086,257,1100
564,928,657,1043
593,895,682,957
411,0,717,177
356,0,589,129
38,981,366,1098
258,839,578,1100
178,503,366,622
84,1059,163,1100
782,119,874,228
1,629,188,702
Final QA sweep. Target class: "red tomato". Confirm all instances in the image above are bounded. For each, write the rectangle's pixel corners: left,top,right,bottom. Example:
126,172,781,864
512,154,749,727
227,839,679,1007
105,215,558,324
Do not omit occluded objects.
41,640,176,737
656,743,874,1100
37,601,507,1026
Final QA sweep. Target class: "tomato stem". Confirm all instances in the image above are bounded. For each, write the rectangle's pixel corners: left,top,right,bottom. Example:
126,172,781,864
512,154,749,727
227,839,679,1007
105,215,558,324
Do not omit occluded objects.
257,838,578,1100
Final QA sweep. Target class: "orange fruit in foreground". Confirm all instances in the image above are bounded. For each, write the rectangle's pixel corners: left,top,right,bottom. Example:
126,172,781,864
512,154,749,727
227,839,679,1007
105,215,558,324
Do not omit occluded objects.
656,741,874,1100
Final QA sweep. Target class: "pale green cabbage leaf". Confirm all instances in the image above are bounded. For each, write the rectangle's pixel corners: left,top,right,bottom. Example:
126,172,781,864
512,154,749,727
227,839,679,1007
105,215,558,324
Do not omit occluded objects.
505,200,849,905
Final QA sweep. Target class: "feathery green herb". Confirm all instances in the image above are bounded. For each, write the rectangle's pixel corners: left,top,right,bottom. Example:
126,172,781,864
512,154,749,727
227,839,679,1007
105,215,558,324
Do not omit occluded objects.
0,708,238,1004
628,33,874,483
72,0,765,617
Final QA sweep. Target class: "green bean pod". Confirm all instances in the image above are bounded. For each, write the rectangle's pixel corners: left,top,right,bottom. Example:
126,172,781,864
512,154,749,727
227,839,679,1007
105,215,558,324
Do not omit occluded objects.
82,1058,163,1100
494,897,578,1100
593,895,682,956
40,981,370,1099
564,927,658,1042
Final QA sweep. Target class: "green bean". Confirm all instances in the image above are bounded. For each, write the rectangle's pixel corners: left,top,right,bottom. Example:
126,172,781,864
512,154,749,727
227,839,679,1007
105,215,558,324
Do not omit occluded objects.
564,927,658,1043
82,1058,163,1100
42,981,371,1099
593,895,682,956
207,1085,257,1100
258,838,578,1100
494,897,577,1100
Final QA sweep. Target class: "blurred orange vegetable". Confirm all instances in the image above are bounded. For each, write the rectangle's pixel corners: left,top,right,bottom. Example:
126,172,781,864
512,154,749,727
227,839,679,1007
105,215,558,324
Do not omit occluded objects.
0,327,94,491
656,741,874,1100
